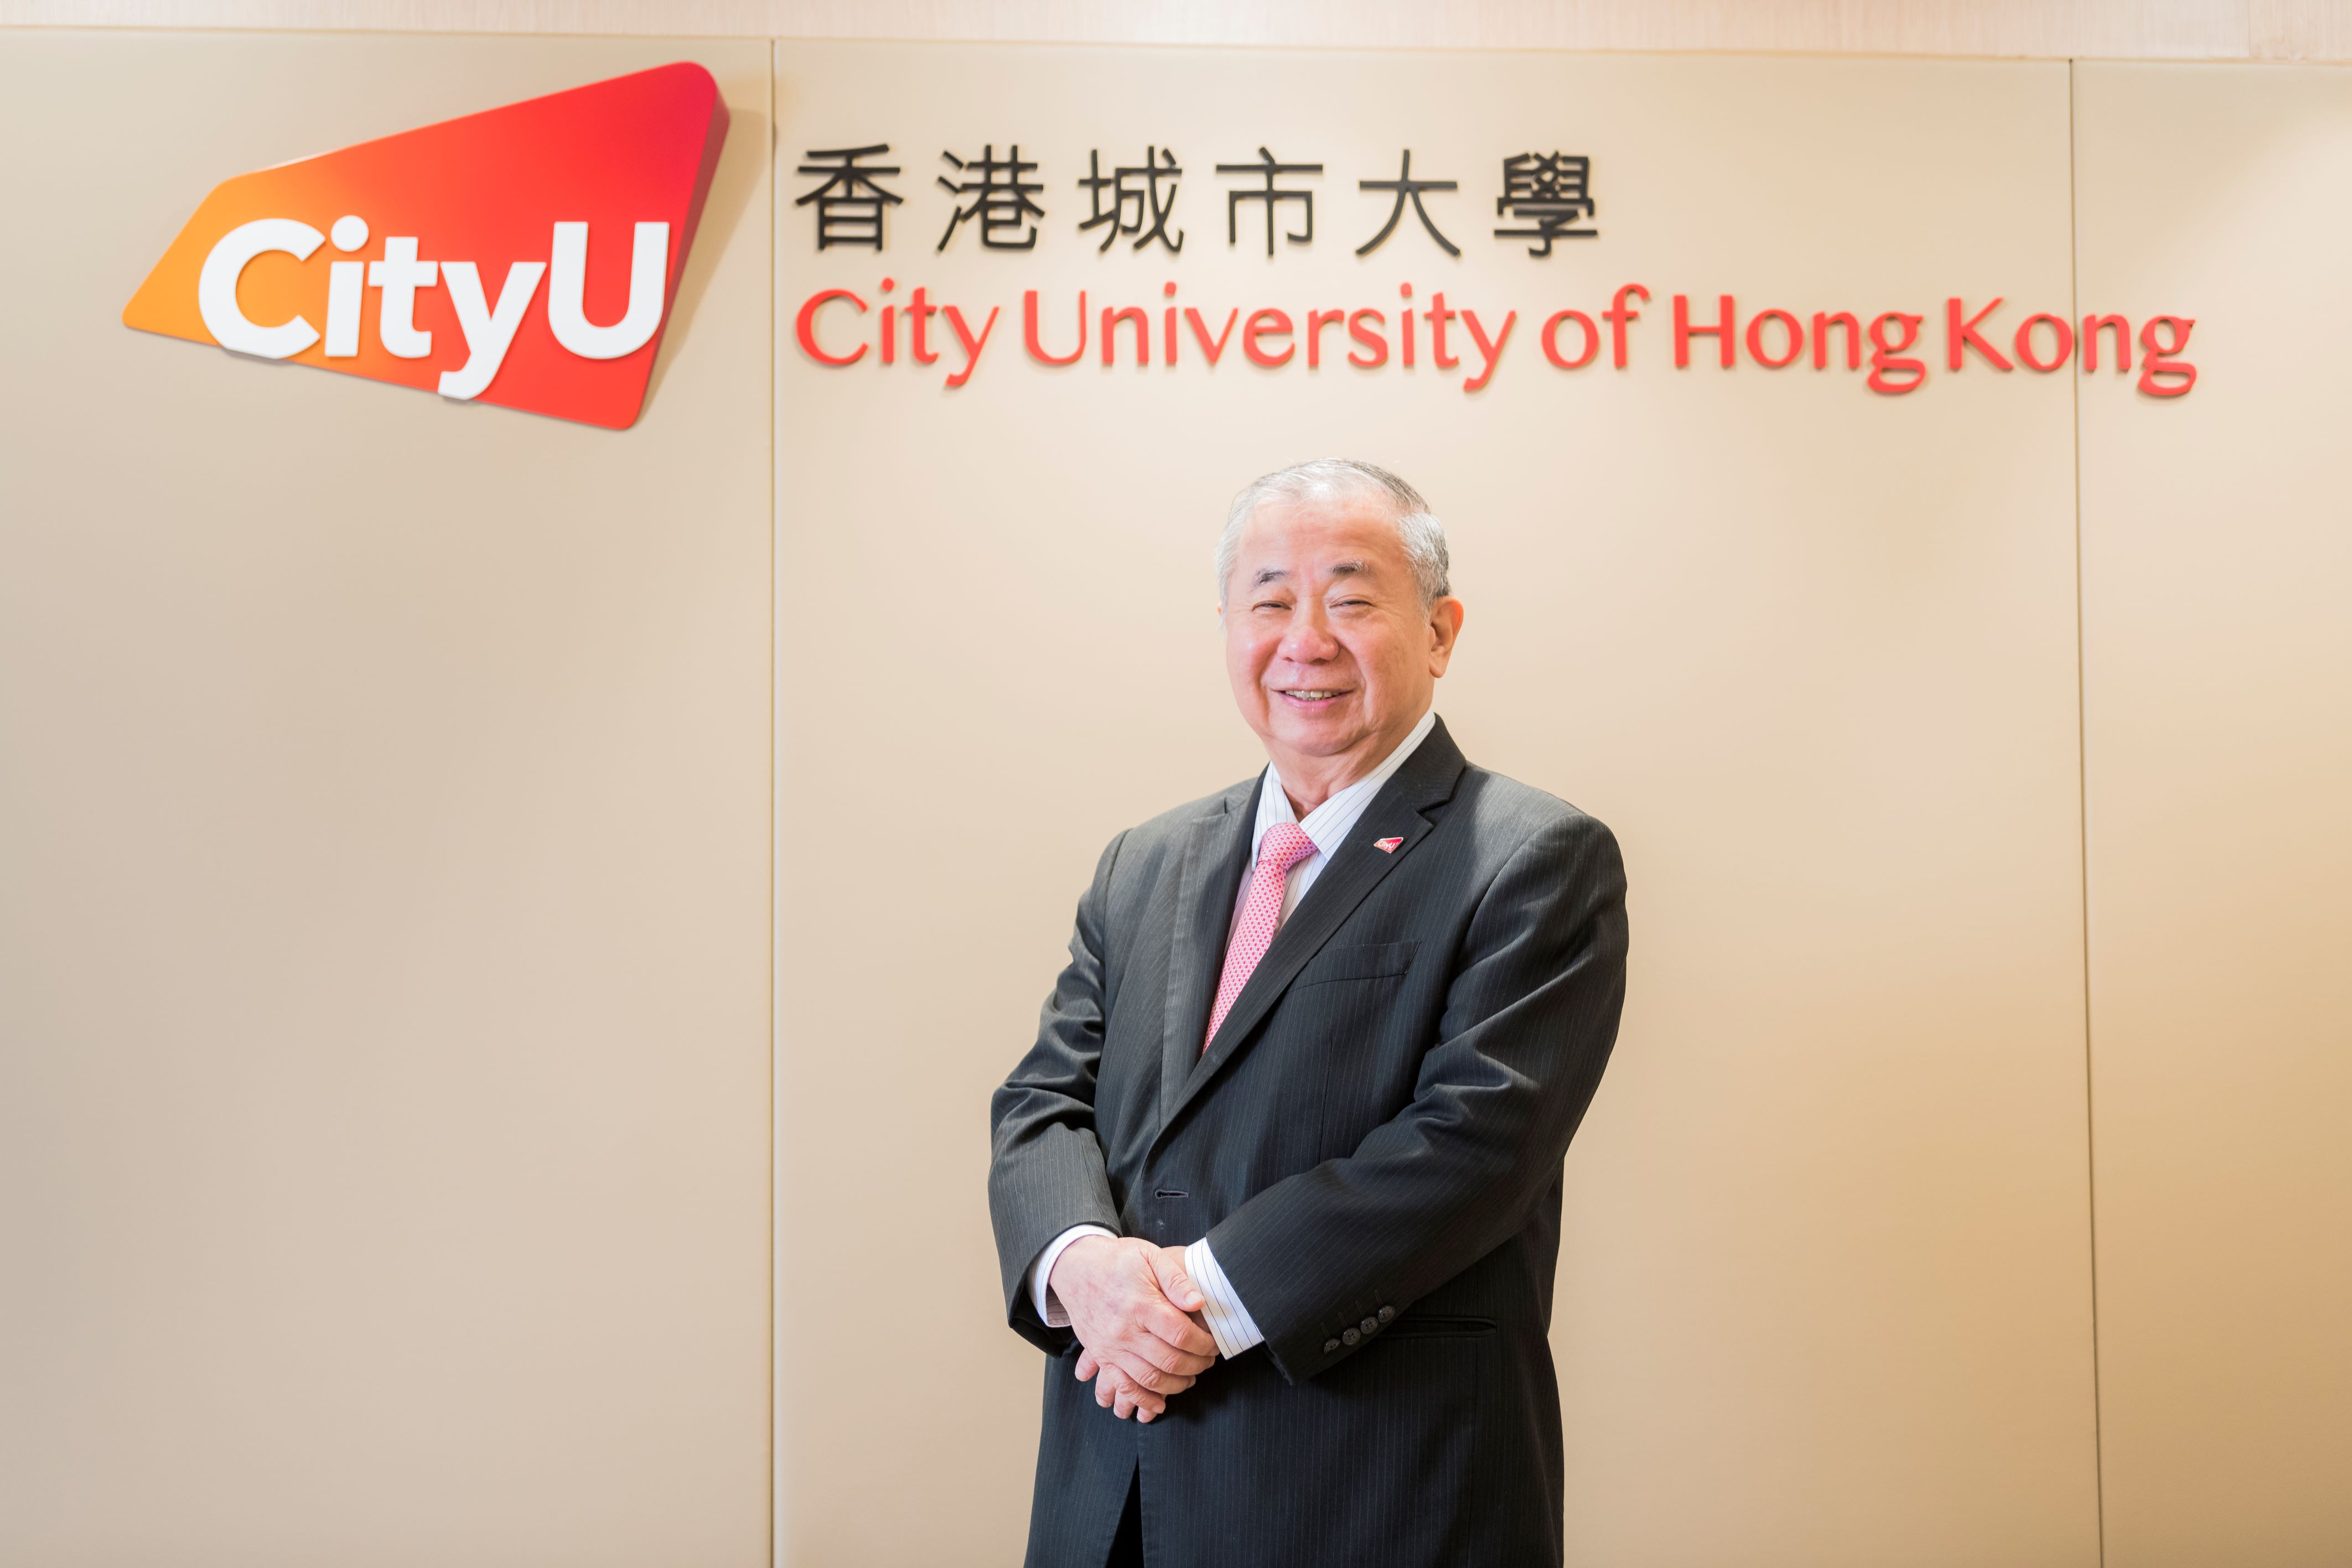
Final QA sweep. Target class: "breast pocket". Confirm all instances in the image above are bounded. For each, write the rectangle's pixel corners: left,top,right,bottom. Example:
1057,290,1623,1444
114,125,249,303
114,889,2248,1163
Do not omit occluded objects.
1292,939,1418,987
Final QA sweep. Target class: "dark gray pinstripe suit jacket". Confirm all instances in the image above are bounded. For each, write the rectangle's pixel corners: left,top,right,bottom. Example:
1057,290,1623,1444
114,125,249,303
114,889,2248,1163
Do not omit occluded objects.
988,719,1628,1568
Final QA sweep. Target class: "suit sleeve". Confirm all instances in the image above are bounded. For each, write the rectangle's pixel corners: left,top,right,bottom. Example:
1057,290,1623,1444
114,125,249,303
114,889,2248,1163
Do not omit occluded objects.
1204,811,1629,1382
987,832,1130,1354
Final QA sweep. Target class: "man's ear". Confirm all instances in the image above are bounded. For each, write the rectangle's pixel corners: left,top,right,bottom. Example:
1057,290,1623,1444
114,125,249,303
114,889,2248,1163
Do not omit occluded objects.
1427,596,1466,673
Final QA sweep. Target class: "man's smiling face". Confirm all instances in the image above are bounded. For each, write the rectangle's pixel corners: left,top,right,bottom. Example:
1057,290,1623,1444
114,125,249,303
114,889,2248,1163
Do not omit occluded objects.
1220,487,1462,799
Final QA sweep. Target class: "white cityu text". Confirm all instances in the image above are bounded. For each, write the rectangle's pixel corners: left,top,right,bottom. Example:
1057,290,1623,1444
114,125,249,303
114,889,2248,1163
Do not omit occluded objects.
193,215,671,398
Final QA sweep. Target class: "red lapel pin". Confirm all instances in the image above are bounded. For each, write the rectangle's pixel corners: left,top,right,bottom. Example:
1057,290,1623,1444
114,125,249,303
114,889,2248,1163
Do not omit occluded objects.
1373,837,1404,853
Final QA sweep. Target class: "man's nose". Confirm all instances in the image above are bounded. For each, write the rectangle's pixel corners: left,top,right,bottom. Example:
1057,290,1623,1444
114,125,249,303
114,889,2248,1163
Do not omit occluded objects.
1278,605,1338,661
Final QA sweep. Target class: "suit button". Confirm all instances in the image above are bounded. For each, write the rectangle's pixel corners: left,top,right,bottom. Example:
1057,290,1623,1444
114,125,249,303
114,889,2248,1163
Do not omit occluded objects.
1377,1305,1396,1324
1360,1316,1379,1335
1323,1337,1340,1354
1343,1328,1360,1347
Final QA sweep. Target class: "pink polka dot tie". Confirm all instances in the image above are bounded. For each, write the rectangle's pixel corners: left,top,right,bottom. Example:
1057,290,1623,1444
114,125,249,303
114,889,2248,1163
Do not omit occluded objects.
1205,822,1319,1052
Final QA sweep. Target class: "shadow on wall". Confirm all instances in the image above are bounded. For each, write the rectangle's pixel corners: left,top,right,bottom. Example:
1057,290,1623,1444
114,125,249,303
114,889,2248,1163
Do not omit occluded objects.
646,106,767,417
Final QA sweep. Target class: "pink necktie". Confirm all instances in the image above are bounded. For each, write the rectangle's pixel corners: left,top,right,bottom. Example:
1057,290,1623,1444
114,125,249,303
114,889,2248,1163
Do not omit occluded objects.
1205,822,1319,1051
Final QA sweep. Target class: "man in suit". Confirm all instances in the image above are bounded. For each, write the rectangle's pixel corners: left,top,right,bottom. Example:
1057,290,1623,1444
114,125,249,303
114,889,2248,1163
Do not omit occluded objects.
988,459,1629,1568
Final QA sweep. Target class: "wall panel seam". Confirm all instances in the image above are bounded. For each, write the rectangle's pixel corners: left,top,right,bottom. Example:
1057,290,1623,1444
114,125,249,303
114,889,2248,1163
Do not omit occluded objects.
768,35,787,1568
2066,55,2111,1568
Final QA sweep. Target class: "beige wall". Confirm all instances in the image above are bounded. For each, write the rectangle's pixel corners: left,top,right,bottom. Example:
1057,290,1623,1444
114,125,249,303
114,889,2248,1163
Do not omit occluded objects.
0,30,773,1568
2074,59,2352,1568
3,18,2350,1568
774,41,2099,1568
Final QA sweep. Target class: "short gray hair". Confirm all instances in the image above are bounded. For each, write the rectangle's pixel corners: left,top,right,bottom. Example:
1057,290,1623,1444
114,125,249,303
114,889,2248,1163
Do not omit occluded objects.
1215,459,1452,607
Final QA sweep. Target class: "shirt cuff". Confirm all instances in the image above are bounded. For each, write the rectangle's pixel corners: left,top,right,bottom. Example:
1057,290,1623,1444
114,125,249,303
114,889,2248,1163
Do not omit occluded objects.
1184,1237,1265,1358
1029,1224,1117,1327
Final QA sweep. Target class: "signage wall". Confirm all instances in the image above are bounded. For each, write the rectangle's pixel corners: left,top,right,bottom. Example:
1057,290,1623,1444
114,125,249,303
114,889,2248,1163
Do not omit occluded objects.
1,25,2345,1568
772,43,2100,1568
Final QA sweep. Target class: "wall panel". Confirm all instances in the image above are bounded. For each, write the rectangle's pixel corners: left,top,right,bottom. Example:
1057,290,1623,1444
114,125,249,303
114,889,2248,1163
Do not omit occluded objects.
773,41,2100,1568
2074,59,2352,1568
0,30,773,1568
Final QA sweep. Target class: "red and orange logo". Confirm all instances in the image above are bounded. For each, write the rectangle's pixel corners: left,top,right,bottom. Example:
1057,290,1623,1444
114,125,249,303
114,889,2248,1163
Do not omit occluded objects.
123,63,727,430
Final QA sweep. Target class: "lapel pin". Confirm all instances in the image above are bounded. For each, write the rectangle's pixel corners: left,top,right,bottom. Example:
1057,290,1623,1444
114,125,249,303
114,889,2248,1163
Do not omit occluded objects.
1372,837,1404,853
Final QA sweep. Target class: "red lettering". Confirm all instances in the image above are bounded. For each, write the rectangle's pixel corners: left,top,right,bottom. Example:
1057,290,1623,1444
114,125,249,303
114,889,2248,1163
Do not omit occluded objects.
1812,311,1860,370
880,304,895,365
1307,308,1346,368
1605,283,1649,369
1023,289,1086,366
1946,295,2014,371
2014,312,2074,372
1745,308,1802,368
939,304,997,388
1459,308,1516,392
1244,308,1294,367
1674,293,1735,368
2082,314,2132,372
905,286,939,364
1541,309,1599,370
794,288,867,366
1868,311,1926,395
1185,307,1239,366
1101,305,1147,366
1425,293,1459,369
1346,308,1389,368
2138,315,2196,397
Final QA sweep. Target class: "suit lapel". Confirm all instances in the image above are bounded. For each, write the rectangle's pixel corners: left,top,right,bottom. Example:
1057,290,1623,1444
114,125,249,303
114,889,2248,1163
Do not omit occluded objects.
1156,719,1468,1146
1159,780,1256,1129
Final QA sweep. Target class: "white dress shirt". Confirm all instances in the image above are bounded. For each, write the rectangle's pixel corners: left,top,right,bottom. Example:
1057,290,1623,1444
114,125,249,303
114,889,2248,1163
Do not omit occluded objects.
1030,708,1440,1359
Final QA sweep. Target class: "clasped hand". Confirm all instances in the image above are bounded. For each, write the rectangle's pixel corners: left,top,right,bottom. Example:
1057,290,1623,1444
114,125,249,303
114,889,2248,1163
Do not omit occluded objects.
1048,1235,1219,1422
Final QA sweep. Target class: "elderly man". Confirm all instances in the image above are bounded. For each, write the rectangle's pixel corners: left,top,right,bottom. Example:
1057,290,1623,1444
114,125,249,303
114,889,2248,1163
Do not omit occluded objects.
988,460,1628,1568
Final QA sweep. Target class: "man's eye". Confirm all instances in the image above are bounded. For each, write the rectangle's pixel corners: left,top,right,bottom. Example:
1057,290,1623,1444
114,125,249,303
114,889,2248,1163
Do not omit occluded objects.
1254,600,1288,611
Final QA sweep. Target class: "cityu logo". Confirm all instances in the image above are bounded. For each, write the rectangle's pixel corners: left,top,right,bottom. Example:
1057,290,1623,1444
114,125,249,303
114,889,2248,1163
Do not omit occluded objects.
123,63,728,430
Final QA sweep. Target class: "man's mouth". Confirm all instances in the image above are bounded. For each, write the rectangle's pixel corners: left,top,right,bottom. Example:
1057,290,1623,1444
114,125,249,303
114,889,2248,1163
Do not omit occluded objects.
1276,688,1350,705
